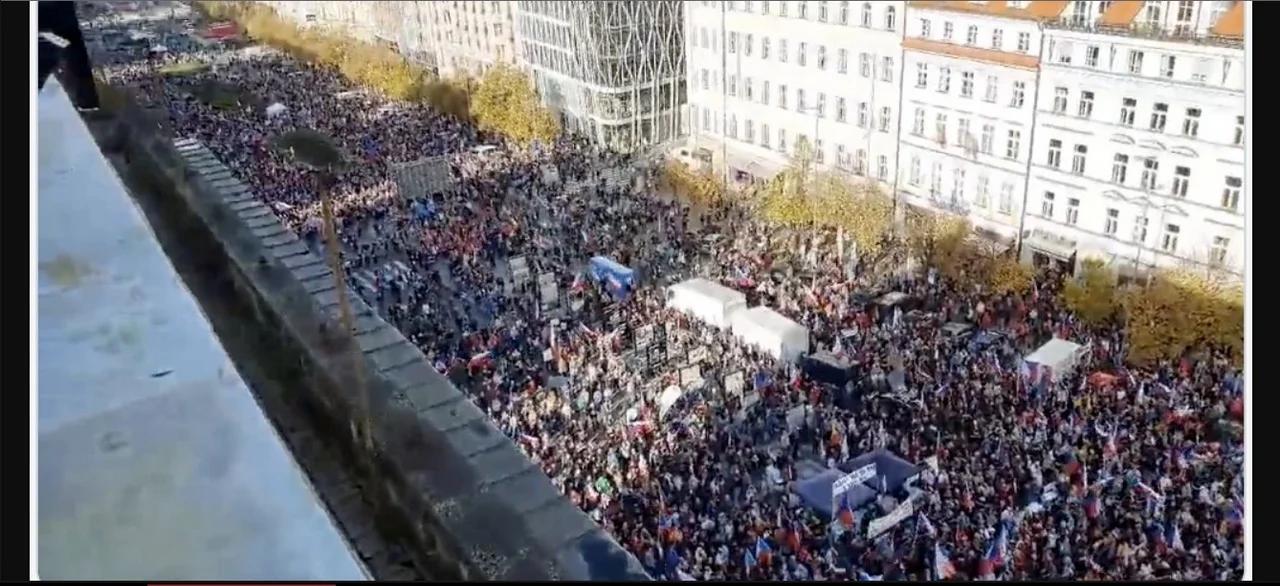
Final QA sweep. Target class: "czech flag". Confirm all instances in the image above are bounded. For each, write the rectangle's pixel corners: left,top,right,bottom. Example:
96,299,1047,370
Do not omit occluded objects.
755,537,773,566
836,493,855,528
934,544,957,580
1084,492,1101,520
985,523,1008,569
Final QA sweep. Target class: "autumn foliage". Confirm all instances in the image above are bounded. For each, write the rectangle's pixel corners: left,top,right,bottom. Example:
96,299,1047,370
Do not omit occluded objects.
1121,268,1243,366
1062,258,1119,326
470,64,561,146
662,159,724,206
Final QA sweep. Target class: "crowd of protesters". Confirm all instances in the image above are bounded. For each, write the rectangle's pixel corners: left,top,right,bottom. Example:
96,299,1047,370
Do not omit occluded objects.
89,8,1245,580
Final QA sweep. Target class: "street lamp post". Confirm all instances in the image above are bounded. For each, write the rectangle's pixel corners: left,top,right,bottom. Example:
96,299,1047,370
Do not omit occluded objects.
281,131,374,453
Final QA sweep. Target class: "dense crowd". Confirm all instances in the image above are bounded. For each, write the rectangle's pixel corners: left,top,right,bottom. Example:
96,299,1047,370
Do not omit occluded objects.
92,9,1245,581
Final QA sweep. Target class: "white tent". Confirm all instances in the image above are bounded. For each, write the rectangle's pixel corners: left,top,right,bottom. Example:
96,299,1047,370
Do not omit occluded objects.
730,306,810,363
265,102,288,118
1024,338,1087,383
665,278,747,330
658,385,684,419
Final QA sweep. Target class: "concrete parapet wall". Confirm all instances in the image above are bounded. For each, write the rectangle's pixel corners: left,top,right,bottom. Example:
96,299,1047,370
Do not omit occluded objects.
106,103,648,581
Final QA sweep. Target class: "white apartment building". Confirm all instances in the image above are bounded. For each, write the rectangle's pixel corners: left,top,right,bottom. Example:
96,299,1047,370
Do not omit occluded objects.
898,1,1067,242
425,1,519,78
516,1,686,150
1022,0,1246,277
261,1,438,69
685,0,906,188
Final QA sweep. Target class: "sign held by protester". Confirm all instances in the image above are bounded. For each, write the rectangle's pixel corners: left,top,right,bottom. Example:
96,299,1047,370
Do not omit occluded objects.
833,464,878,497
866,499,915,539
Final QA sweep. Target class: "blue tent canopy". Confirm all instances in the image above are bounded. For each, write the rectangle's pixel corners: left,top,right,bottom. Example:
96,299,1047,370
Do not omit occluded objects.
791,449,924,518
588,256,635,299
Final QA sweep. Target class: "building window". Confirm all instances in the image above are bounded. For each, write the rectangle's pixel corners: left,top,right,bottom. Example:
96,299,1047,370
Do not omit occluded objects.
1071,145,1087,175
921,18,931,37
943,21,954,40
762,37,771,59
1112,154,1128,184
1085,45,1099,67
981,124,994,154
1120,98,1136,126
1160,54,1176,78
858,102,869,128
819,0,829,21
1128,50,1144,74
798,42,807,66
1010,81,1025,108
1235,116,1245,145
912,108,925,135
762,123,771,146
1017,32,1030,53
763,0,771,14
836,98,847,122
1171,166,1190,197
855,149,867,175
745,119,755,142
702,108,711,131
951,167,966,202
910,156,921,185
1162,224,1180,253
1042,192,1055,217
984,75,998,102
916,63,928,88
1133,215,1148,244
798,1,808,19
991,29,1003,50
817,92,827,117
999,183,1014,214
701,69,710,90
780,39,788,62
778,128,787,152
860,53,872,77
728,74,738,97
879,107,891,132
1066,198,1080,225
930,163,943,195
861,1,872,26
748,78,759,100
838,48,848,73
815,139,825,163
1143,2,1161,27
885,6,896,30
729,32,738,54
1078,91,1094,118
878,155,888,180
1222,176,1241,210
975,175,990,208
960,71,974,98
745,34,755,57
938,66,951,93
966,25,978,45
1150,103,1168,132
1052,87,1068,113
728,115,738,139
1182,108,1200,137
1047,139,1062,168
797,88,806,110
818,45,828,70
1006,130,1021,159
1210,236,1229,266
838,0,849,24
1140,158,1159,190
779,0,788,16
935,112,948,143
762,80,771,104
957,118,970,148
881,56,894,82
836,143,848,168
1104,208,1119,235
779,83,788,109
700,28,709,48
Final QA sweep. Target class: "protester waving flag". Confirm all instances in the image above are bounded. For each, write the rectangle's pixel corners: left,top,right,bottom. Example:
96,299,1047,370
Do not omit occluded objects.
933,543,957,580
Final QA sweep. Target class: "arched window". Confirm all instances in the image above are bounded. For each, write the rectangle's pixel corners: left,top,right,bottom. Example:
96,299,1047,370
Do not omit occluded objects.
861,2,873,27
885,6,896,30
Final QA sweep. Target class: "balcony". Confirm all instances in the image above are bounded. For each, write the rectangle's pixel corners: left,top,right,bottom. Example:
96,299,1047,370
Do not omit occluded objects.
1044,19,1243,49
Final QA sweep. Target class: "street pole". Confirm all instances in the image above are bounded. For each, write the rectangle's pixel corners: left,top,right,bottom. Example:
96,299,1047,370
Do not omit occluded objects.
317,170,374,452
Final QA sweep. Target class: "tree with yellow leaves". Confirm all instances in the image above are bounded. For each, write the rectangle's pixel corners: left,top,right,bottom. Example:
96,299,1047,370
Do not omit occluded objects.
1121,268,1243,365
662,160,724,206
904,208,970,279
807,171,894,266
986,255,1035,296
470,64,560,146
1061,258,1119,326
761,138,820,226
